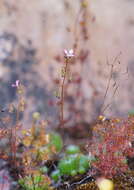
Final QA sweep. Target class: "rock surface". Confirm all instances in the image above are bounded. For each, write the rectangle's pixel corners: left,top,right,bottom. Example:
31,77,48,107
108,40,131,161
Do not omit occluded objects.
0,0,134,123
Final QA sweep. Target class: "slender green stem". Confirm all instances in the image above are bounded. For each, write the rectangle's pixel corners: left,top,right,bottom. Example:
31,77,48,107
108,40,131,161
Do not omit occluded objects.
60,58,69,127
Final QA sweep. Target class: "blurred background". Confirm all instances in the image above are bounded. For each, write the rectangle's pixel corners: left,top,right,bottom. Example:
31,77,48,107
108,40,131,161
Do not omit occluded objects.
0,0,134,129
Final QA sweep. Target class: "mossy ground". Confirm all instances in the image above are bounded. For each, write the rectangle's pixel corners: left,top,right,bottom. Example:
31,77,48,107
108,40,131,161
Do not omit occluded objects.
52,170,134,190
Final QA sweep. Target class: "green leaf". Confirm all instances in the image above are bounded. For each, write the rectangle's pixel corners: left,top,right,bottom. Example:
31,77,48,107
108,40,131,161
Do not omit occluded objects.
79,155,90,170
40,166,48,174
51,170,61,182
49,132,63,152
66,145,80,155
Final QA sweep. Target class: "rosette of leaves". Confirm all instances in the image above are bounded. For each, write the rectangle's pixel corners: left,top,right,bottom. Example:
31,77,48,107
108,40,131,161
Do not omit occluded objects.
18,171,52,190
21,125,50,167
21,118,63,170
51,145,92,182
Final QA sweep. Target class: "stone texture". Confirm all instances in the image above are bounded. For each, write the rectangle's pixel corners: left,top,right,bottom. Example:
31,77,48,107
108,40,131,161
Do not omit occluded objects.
0,0,134,123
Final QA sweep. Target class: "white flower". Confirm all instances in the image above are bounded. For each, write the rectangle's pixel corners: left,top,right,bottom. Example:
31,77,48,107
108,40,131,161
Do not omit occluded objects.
64,49,74,58
11,80,20,87
128,141,132,147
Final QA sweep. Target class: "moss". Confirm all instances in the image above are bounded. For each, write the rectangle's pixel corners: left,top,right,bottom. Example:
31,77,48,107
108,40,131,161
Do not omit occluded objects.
113,171,134,190
53,171,134,190
75,181,98,190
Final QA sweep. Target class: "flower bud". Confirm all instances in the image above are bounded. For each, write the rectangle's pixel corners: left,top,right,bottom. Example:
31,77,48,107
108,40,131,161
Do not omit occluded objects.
32,112,40,120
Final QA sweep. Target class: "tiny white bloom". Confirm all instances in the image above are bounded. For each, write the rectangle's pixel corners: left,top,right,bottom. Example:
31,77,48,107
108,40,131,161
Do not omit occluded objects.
128,141,132,147
11,80,20,87
64,49,74,58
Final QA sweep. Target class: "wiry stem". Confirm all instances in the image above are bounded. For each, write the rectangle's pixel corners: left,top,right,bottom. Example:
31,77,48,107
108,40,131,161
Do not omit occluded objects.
11,97,20,167
60,58,69,127
100,53,121,114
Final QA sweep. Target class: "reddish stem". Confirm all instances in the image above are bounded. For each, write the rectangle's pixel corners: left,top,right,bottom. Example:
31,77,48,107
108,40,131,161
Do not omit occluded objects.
60,58,69,127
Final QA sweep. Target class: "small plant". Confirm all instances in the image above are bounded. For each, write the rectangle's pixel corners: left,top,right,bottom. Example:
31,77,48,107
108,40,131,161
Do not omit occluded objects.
50,0,93,131
58,153,89,176
18,116,64,190
18,172,51,190
88,116,134,178
21,117,63,174
58,49,75,128
10,80,26,166
51,145,92,182
0,80,26,167
21,128,63,166
21,120,50,168
17,102,63,189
